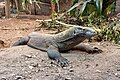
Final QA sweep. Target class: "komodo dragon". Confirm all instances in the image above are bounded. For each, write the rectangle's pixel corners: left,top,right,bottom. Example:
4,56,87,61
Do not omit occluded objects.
13,26,102,67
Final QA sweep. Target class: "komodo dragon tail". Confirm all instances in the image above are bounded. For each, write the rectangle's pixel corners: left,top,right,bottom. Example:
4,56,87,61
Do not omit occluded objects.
12,37,29,46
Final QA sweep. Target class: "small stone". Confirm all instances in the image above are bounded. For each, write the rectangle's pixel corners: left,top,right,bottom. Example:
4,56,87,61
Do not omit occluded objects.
96,70,101,73
0,40,4,44
114,73,120,78
50,61,54,64
15,76,24,80
96,64,99,66
45,74,49,76
33,55,36,58
117,69,120,71
36,69,40,73
25,55,32,58
65,77,71,80
85,64,90,68
69,69,74,72
108,73,112,76
11,74,16,76
28,65,34,69
114,73,118,76
1,77,6,80
38,64,41,67
32,63,39,67
42,59,45,61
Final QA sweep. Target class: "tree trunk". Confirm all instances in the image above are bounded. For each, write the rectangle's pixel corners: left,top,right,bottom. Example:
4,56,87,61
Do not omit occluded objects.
5,0,10,18
50,0,55,14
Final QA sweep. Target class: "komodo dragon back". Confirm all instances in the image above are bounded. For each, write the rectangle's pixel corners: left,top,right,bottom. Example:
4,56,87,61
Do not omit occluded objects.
27,32,54,51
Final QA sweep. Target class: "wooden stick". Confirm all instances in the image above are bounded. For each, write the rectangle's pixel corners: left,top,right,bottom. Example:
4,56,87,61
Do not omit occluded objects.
36,19,79,27
36,19,52,22
5,0,10,18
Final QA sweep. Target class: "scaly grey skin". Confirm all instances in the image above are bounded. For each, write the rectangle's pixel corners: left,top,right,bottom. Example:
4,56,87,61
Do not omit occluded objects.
12,26,102,67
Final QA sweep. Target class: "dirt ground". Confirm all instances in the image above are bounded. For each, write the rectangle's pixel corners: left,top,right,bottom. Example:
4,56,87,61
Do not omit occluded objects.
0,18,120,80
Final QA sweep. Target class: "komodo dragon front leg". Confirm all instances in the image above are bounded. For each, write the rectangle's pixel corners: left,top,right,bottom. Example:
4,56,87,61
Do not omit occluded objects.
47,45,69,67
72,43,103,53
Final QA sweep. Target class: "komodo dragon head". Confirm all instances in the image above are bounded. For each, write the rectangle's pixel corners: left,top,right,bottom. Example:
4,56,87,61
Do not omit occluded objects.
55,26,97,43
73,26,97,38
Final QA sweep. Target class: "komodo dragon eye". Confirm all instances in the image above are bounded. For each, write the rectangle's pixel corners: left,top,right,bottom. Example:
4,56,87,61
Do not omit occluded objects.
77,27,82,30
77,28,86,32
82,29,86,31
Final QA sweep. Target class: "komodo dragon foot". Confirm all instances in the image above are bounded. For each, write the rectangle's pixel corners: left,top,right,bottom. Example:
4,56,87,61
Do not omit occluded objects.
47,45,69,67
87,47,103,53
55,56,69,67
73,43,103,53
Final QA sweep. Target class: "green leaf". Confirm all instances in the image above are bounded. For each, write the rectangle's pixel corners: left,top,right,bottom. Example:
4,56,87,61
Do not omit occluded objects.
80,2,87,15
72,0,79,4
60,1,83,18
89,5,96,14
52,0,59,3
70,0,78,16
79,0,91,16
95,0,103,16
103,2,115,15
66,2,83,13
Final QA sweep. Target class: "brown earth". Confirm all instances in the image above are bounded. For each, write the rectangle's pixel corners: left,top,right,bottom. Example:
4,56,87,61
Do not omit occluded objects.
0,18,120,80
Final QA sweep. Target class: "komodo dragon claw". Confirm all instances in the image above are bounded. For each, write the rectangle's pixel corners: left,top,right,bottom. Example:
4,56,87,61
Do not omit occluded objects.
88,47,103,53
55,56,69,67
93,47,103,53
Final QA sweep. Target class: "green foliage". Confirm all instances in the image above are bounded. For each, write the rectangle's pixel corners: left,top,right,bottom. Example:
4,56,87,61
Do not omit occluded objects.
103,1,116,16
60,2,83,18
91,18,120,44
37,20,67,32
52,0,60,12
95,0,103,16
68,16,120,44
62,0,116,18
18,0,41,12
52,0,59,4
22,0,30,11
35,0,119,44
70,0,79,16
79,0,90,16
97,27,120,44
59,0,118,44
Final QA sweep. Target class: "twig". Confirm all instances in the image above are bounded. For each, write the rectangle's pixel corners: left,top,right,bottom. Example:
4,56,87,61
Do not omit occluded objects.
36,19,52,22
36,19,80,27
0,28,36,30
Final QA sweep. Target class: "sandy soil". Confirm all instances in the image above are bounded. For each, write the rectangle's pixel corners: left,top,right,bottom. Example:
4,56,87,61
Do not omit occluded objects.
0,18,120,80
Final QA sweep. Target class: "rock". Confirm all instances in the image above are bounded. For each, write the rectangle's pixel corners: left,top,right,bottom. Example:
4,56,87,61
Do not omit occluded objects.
96,64,99,66
22,54,32,58
28,65,34,69
114,73,120,78
69,69,74,72
85,64,90,68
117,69,120,71
65,77,71,80
15,75,25,80
0,40,4,48
0,1,5,17
96,70,102,73
1,77,6,80
0,40,4,44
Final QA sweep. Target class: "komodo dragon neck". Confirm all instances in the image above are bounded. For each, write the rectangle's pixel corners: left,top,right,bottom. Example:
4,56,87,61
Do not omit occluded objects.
53,27,87,51
54,27,76,42
54,27,86,43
